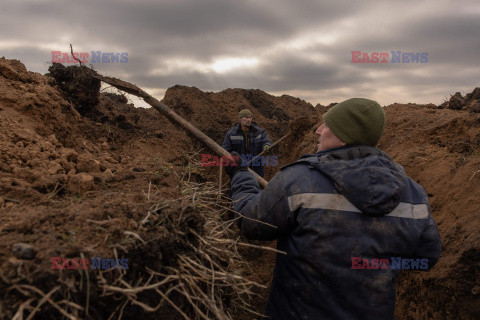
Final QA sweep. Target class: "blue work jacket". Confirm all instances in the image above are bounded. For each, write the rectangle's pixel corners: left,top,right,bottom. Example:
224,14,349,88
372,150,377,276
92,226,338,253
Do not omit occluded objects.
222,122,272,177
230,145,442,320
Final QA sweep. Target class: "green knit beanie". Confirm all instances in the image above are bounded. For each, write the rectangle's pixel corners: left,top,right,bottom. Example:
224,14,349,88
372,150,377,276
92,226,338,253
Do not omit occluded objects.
323,98,385,147
238,109,253,119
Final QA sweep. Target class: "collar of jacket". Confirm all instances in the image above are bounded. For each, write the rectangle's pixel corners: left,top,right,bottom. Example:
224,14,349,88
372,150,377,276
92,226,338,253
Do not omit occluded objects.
281,145,391,170
232,122,259,134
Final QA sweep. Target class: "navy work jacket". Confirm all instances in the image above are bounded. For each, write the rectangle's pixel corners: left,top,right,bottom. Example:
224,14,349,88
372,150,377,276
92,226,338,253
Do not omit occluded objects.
230,145,442,320
222,122,272,177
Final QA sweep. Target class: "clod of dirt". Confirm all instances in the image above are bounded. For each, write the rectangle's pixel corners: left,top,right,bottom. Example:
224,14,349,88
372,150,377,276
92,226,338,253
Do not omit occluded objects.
465,87,480,101
47,63,100,116
102,92,128,104
440,87,480,112
472,286,480,296
448,92,465,110
67,173,95,193
470,101,480,113
448,141,473,153
0,58,30,82
11,243,37,260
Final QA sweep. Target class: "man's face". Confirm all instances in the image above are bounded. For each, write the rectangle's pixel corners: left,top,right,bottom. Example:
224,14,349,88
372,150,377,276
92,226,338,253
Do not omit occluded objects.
315,123,346,151
240,116,252,127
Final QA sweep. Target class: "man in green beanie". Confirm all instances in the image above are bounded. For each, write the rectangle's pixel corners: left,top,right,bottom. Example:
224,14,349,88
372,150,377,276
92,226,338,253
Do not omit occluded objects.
225,98,441,320
222,108,272,177
317,98,385,150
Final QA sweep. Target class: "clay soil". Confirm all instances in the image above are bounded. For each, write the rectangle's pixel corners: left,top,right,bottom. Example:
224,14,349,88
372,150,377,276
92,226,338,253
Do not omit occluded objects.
0,57,479,319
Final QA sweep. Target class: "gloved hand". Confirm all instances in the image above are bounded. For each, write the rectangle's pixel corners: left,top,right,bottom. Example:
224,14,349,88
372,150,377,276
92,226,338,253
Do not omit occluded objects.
224,151,248,178
263,144,271,154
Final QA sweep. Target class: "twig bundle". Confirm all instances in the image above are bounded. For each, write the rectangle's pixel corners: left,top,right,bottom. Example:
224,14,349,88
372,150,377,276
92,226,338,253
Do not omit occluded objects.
5,152,269,320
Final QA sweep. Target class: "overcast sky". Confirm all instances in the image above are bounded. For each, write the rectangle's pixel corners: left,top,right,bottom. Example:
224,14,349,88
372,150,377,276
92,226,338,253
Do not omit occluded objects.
1,0,479,107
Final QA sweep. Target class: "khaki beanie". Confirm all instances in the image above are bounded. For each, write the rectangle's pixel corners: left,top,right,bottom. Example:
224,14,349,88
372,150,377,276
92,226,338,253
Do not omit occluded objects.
323,98,385,147
238,109,253,119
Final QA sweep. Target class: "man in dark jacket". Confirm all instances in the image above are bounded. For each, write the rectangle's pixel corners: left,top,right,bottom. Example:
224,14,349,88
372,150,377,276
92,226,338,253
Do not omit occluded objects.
222,109,272,177
225,98,442,320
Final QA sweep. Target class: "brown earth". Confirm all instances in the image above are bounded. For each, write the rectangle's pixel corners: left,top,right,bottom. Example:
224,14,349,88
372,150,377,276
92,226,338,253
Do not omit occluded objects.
0,57,479,319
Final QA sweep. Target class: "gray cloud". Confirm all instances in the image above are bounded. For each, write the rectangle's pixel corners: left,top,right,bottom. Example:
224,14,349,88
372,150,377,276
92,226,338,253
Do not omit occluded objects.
1,0,479,106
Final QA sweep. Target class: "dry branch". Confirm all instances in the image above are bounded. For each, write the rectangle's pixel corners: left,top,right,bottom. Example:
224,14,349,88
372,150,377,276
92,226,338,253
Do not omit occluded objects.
69,44,83,66
92,73,268,188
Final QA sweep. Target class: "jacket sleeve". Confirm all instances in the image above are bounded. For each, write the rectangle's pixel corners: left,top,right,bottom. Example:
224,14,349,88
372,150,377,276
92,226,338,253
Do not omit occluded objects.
222,132,232,152
230,169,296,240
413,212,442,270
262,130,272,148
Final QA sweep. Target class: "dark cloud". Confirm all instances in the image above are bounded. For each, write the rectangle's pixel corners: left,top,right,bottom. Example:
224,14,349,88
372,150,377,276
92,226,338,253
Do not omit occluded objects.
1,0,479,105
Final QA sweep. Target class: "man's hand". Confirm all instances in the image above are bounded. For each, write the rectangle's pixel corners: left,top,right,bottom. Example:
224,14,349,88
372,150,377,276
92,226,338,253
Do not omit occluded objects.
225,152,247,178
263,145,271,154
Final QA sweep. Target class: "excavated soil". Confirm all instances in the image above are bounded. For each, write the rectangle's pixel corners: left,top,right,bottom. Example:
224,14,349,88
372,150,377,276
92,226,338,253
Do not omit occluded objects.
0,57,479,319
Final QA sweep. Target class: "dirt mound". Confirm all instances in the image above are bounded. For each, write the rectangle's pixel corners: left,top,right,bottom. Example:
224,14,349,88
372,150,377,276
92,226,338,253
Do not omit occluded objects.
162,85,318,144
0,59,263,319
439,87,480,113
378,105,480,319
